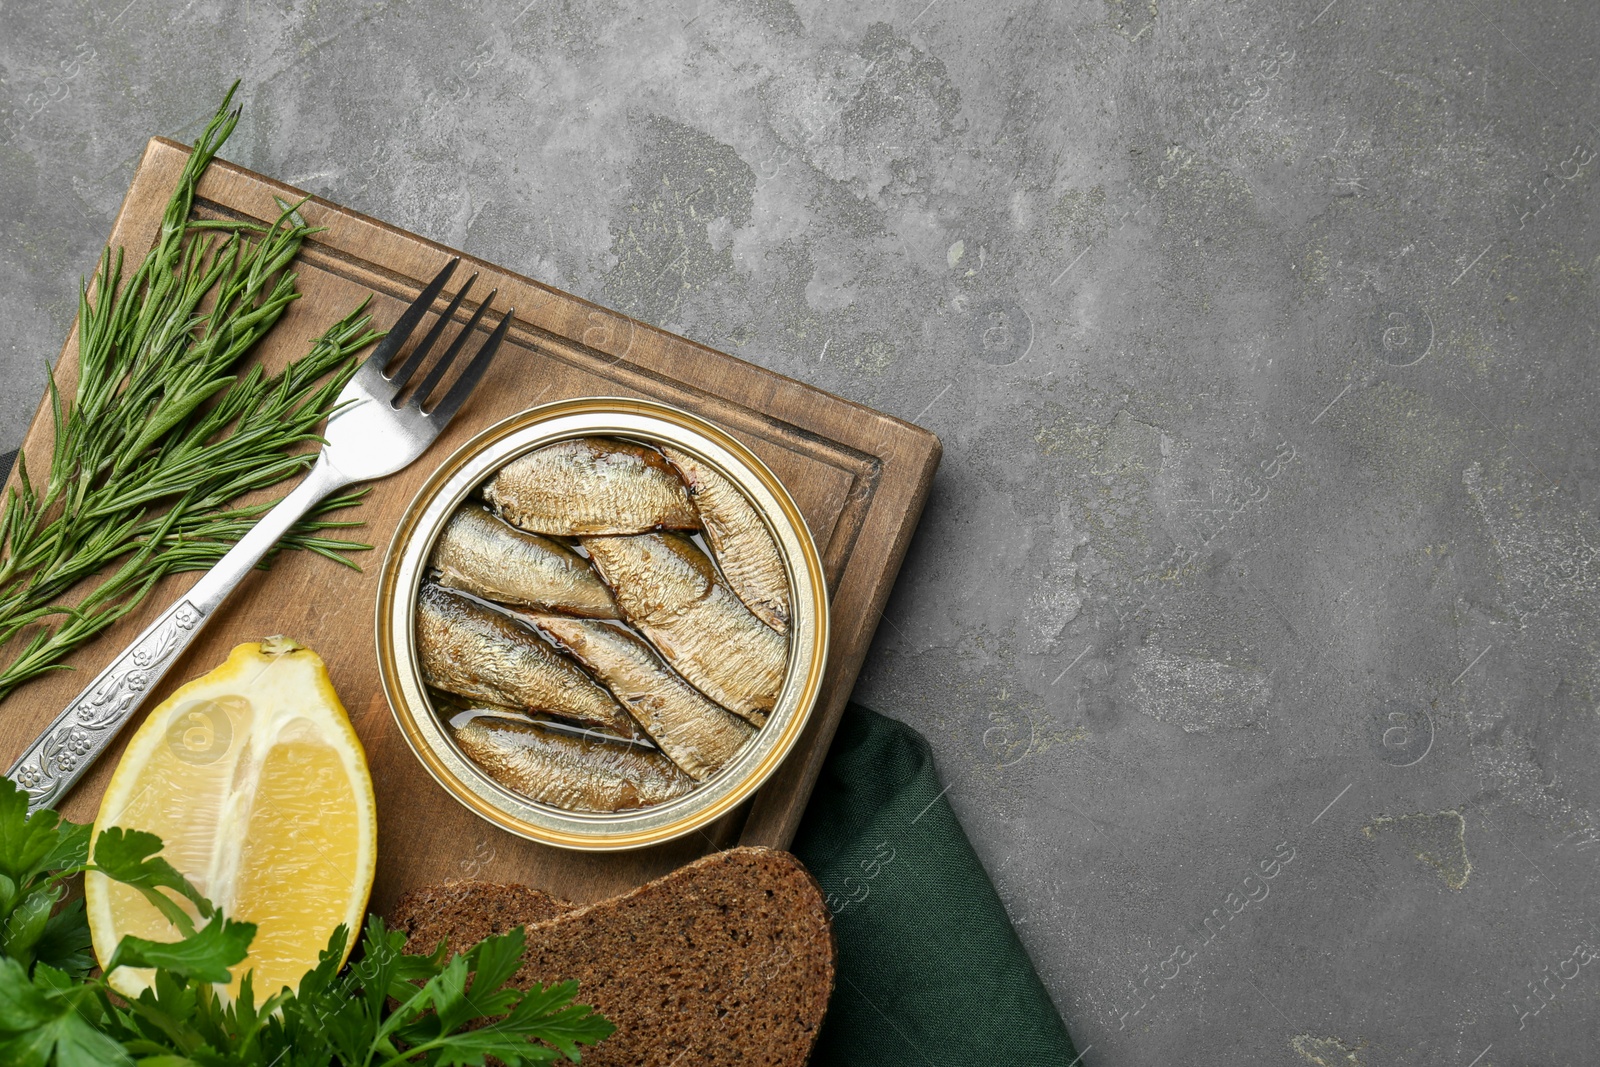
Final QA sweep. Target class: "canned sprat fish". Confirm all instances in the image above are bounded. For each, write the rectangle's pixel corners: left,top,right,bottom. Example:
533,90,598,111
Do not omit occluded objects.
375,398,828,851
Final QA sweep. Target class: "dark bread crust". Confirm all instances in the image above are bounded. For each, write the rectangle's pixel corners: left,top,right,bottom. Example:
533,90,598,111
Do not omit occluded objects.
390,847,836,1066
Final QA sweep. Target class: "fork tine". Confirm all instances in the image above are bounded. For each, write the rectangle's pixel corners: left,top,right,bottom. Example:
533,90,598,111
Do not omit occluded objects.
362,257,459,377
430,307,513,425
407,289,497,411
388,272,478,398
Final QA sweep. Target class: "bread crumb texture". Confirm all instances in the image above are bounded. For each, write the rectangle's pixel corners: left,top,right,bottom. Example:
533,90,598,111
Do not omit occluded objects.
392,846,837,1065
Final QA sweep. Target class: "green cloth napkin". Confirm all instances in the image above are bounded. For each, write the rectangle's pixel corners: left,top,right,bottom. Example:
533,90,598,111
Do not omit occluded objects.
792,703,1079,1065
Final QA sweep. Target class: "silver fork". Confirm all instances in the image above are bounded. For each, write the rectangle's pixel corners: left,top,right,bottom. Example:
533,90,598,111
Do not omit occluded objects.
7,258,511,812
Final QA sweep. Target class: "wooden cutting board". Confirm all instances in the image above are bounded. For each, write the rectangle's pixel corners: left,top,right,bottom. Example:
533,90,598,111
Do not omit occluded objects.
0,137,939,913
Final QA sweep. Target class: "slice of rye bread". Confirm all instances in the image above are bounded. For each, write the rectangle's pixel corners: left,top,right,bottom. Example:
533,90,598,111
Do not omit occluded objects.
390,847,836,1066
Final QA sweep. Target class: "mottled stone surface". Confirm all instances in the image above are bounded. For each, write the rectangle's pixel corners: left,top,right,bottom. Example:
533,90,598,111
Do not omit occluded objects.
4,1,1599,1063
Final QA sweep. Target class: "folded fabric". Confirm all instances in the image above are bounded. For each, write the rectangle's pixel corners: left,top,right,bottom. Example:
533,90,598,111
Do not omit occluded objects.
792,702,1080,1065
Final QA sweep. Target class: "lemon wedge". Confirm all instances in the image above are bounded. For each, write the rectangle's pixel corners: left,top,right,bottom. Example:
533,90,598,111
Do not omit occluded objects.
85,637,376,1003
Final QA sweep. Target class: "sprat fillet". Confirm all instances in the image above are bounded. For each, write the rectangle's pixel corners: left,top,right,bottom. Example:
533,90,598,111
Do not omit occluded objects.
531,613,755,780
582,533,785,722
416,583,639,739
660,446,791,633
430,505,619,618
450,710,693,812
483,437,698,536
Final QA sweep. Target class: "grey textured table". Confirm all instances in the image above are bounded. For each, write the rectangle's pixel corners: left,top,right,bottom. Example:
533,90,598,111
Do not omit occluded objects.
4,2,1597,1064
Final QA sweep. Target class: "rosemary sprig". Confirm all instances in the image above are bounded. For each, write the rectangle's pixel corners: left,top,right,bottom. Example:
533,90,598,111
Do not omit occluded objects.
0,84,382,700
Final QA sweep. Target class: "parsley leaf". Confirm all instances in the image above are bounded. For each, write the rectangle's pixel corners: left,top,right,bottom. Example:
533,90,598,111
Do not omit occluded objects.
104,913,255,985
0,958,129,1067
29,897,95,978
493,978,619,1064
1,882,59,966
0,782,99,982
376,923,615,1067
0,779,89,889
87,827,213,935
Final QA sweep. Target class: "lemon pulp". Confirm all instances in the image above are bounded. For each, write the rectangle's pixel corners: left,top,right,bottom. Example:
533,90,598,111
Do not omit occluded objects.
84,639,376,1003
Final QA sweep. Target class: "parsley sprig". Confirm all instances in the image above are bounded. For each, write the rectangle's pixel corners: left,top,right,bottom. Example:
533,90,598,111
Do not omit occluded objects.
0,778,615,1066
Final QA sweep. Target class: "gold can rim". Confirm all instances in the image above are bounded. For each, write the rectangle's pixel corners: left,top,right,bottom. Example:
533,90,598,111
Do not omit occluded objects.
374,397,830,851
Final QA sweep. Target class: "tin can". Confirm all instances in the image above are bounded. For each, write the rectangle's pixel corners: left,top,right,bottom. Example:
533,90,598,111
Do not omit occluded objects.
375,397,829,850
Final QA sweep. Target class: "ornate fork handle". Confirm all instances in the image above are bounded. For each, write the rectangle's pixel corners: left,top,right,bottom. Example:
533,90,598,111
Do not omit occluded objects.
6,456,350,813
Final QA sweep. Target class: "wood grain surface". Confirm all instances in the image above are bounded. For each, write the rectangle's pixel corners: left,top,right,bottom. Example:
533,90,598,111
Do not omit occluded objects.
0,137,940,912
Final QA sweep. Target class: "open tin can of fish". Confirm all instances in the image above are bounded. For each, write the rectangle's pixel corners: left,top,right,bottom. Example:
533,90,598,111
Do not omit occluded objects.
376,397,829,850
